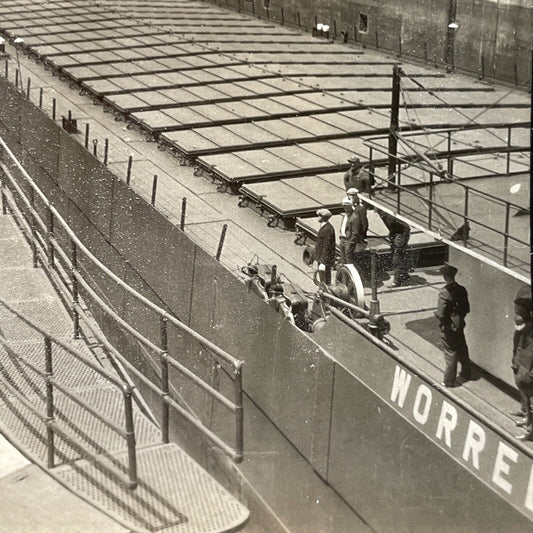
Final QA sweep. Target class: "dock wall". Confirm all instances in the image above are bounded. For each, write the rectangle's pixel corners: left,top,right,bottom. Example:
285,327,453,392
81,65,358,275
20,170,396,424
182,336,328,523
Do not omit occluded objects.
1,76,532,531
218,0,532,88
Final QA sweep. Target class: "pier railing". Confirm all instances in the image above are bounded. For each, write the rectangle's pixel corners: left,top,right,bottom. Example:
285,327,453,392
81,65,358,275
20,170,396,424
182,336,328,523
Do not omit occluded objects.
0,135,245,464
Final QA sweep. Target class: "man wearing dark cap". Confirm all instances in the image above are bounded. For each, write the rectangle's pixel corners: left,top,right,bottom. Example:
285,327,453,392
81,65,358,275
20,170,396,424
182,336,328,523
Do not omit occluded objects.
434,263,471,387
315,208,336,284
378,210,411,287
511,285,533,440
343,157,374,193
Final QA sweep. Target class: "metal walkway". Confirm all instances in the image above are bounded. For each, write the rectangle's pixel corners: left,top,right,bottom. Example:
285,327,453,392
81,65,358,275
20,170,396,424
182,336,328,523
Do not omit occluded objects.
0,206,248,530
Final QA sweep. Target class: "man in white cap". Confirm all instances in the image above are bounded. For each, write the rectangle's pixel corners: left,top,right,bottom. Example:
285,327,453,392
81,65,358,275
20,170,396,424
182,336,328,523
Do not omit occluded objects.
347,187,368,242
314,208,336,284
339,197,364,264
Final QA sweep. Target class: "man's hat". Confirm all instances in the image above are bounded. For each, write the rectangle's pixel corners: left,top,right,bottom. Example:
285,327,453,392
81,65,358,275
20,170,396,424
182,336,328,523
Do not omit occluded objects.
346,187,359,195
347,156,361,165
341,197,352,206
514,285,532,305
316,208,332,220
439,262,458,277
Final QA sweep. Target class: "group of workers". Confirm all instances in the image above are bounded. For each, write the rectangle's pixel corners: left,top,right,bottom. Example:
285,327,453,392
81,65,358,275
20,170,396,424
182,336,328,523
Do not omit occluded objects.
314,157,533,442
314,157,411,287
434,266,533,441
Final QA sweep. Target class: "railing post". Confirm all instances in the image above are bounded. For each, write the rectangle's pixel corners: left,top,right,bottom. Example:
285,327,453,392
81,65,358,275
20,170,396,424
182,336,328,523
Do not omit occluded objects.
503,202,510,266
84,123,89,149
71,240,80,338
52,98,56,121
92,139,98,157
151,175,158,206
160,317,169,444
103,138,109,165
123,389,138,490
0,147,7,215
46,207,54,267
44,336,55,468
180,197,186,231
26,77,31,99
4,60,8,79
30,187,38,268
126,155,133,185
233,363,244,463
447,130,451,155
39,87,43,108
216,224,228,261
463,187,469,246
506,126,512,174
396,160,401,213
15,69,19,90
369,249,380,316
428,172,434,230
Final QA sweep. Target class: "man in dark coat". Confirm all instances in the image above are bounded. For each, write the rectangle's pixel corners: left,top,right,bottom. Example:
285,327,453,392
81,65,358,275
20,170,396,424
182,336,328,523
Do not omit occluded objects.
347,187,368,242
338,197,365,264
378,210,411,287
511,285,533,440
434,263,471,387
343,157,374,193
315,208,336,285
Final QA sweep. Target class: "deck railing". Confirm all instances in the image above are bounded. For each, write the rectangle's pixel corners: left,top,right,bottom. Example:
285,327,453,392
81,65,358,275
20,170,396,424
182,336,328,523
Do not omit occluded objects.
0,135,244,465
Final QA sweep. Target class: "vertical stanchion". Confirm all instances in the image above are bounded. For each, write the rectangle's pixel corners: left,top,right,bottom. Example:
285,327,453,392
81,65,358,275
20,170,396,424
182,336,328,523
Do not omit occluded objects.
297,11,301,27
47,207,54,267
0,147,6,216
84,123,89,149
506,127,512,174
234,363,244,463
30,187,37,268
396,161,401,213
151,174,158,206
103,138,109,165
15,69,19,90
447,130,452,155
52,98,56,121
428,172,434,230
369,250,380,316
126,155,133,185
160,317,169,444
123,390,138,489
216,224,228,261
71,240,80,339
39,87,43,108
280,7,284,24
387,65,401,186
463,188,469,246
503,202,510,266
180,197,187,230
4,60,8,79
26,77,31,99
44,336,55,468
92,139,98,157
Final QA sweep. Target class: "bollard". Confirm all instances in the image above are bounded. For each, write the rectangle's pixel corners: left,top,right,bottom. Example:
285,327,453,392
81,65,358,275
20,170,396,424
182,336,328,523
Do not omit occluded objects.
126,155,133,185
216,224,228,261
180,197,186,230
84,123,89,149
92,139,98,157
103,138,109,165
151,174,158,206
39,87,43,108
52,98,56,121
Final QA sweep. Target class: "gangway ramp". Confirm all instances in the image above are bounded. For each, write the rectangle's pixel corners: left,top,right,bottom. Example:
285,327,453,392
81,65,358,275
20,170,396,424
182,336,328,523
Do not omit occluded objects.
0,197,249,530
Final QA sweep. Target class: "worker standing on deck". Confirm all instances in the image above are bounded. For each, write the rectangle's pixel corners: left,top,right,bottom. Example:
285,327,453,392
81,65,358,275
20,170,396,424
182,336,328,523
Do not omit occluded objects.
314,208,336,285
339,197,364,264
347,187,368,243
343,157,374,194
434,263,471,387
511,286,533,441
377,210,410,287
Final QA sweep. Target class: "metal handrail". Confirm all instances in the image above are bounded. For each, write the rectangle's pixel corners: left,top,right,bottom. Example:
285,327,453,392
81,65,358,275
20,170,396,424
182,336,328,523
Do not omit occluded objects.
365,134,529,212
0,314,138,489
0,134,244,463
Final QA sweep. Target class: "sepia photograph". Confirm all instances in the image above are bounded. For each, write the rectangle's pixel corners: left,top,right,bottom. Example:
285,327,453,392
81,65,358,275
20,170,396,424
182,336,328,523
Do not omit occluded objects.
0,0,530,531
